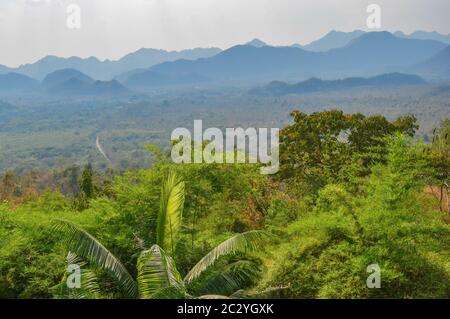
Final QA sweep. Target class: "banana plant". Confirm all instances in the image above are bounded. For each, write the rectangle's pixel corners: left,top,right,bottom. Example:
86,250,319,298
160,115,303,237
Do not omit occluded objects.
52,171,267,299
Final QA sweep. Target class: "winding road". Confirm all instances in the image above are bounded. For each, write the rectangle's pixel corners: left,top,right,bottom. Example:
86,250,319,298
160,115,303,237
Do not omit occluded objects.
96,135,112,164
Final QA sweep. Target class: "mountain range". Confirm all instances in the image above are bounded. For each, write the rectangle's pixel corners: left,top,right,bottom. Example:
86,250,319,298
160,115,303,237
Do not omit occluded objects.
0,48,221,81
250,73,427,96
296,30,450,52
0,69,130,96
121,32,447,88
0,30,449,93
243,30,450,52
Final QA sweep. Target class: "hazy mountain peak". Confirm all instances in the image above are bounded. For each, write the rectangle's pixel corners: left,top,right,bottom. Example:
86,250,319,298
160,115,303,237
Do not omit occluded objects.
246,39,268,47
304,30,365,52
42,68,94,88
346,31,395,45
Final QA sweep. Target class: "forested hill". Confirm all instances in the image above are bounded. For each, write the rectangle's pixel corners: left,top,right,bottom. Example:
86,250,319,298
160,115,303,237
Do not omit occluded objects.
250,73,426,96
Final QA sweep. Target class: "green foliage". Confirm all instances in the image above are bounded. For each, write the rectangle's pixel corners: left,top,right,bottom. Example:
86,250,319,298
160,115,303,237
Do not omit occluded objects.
0,196,99,298
157,171,185,254
184,231,269,284
261,134,450,298
51,253,100,299
52,219,139,298
80,164,95,198
137,245,184,298
279,110,418,194
49,172,268,299
191,260,261,296
0,112,449,299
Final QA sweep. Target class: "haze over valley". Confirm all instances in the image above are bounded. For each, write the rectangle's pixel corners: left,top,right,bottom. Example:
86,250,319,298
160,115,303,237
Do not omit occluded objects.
0,31,450,170
1,30,450,171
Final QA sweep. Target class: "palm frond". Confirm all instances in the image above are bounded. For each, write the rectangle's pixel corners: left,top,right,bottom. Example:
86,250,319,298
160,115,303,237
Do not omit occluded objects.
150,285,186,299
52,252,101,299
184,231,268,284
196,261,261,295
157,171,185,254
66,251,86,267
137,244,184,299
52,219,139,298
230,286,290,299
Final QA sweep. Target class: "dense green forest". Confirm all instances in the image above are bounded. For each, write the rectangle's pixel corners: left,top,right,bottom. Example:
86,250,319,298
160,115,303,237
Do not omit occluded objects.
0,110,449,299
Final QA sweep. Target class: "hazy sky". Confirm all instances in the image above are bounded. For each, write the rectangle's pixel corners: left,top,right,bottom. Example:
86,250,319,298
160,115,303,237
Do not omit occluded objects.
0,0,449,67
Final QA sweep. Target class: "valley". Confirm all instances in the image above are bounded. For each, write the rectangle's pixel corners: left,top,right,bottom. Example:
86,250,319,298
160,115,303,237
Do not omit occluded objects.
1,83,449,172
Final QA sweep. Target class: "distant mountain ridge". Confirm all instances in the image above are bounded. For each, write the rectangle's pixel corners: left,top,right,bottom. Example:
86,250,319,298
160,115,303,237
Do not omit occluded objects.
0,73,39,92
1,30,450,93
42,69,130,96
1,47,221,81
299,30,450,52
413,45,450,79
246,30,450,52
250,73,427,96
0,69,131,96
395,31,450,44
120,32,446,88
302,30,366,52
327,32,446,72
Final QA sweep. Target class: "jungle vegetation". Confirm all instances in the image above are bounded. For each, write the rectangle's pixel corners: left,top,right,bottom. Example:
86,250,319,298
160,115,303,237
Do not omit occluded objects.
0,110,449,299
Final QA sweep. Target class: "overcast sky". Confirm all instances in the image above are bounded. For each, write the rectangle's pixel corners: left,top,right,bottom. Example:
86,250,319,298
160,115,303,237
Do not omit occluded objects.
0,0,449,67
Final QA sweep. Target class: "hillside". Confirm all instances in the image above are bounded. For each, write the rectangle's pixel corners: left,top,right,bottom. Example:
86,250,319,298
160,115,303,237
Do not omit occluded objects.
41,68,95,89
46,77,130,96
250,73,427,96
413,45,450,79
0,73,39,92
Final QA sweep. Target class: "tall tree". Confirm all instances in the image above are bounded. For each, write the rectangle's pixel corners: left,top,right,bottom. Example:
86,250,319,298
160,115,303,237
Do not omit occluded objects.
79,164,94,199
279,110,418,194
